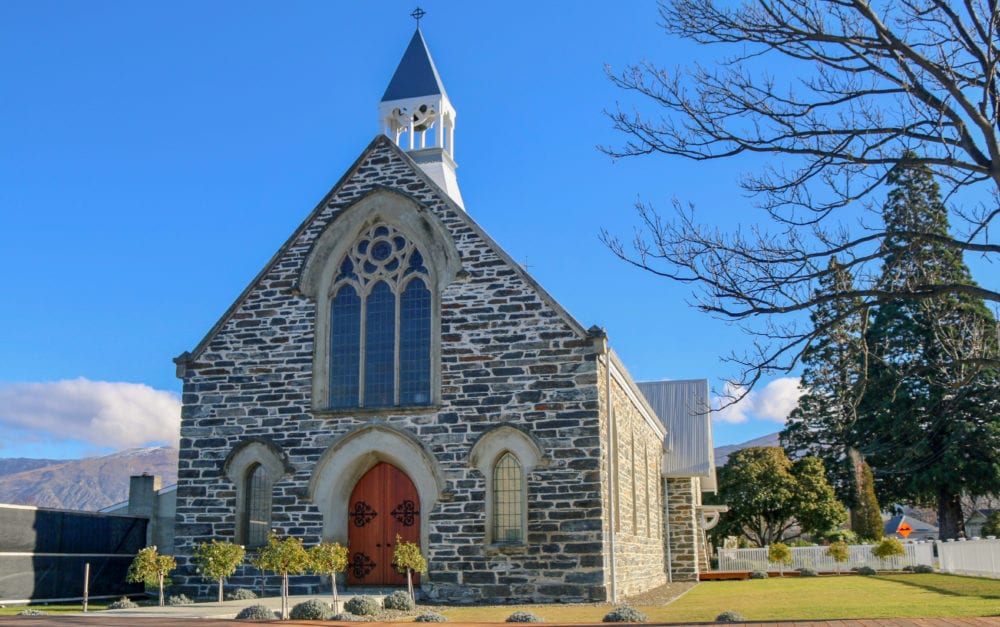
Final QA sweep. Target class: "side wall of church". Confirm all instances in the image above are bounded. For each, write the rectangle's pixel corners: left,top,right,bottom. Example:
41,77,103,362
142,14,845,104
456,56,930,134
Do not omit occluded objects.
172,140,610,603
665,476,700,582
596,360,667,598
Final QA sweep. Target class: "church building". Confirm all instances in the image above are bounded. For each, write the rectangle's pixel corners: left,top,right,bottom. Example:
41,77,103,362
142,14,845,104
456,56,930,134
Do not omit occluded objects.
171,25,716,603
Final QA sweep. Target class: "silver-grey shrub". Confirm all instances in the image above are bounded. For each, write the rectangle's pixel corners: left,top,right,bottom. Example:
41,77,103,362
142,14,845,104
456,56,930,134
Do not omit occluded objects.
17,609,47,616
168,593,194,605
235,604,277,620
383,589,416,611
414,611,448,622
290,599,333,620
344,595,381,616
108,597,139,609
226,588,257,601
715,610,746,622
602,606,648,623
331,612,369,621
506,610,544,622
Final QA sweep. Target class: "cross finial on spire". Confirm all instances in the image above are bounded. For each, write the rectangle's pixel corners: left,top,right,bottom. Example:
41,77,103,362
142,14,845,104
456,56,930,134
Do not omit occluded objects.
411,7,426,26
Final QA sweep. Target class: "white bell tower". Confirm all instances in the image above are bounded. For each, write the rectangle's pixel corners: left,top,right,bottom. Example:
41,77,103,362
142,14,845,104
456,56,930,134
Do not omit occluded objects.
378,17,463,208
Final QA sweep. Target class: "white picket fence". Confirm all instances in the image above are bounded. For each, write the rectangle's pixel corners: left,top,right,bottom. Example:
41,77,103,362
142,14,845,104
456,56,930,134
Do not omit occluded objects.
937,538,1000,578
717,542,935,572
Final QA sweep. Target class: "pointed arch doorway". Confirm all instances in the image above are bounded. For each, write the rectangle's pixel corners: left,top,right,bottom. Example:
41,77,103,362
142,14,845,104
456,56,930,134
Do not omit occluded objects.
347,462,421,586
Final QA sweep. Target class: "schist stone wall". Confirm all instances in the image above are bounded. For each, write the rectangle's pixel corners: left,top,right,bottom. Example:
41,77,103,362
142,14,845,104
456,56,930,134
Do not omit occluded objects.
172,136,664,603
665,477,700,582
599,361,667,598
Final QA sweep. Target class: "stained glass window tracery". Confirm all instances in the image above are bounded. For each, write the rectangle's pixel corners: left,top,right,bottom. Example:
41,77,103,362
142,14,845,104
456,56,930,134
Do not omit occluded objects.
329,224,432,408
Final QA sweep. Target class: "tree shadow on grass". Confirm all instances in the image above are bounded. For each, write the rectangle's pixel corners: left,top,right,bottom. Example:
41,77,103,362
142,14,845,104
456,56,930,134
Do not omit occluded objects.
875,574,1000,600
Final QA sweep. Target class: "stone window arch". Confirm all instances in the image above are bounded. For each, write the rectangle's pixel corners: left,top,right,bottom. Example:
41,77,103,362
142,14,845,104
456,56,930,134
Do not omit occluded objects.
470,425,545,545
299,189,462,413
223,438,292,547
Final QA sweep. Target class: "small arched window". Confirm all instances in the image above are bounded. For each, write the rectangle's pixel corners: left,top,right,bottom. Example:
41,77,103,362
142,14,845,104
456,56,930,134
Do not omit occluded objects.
328,224,432,409
492,452,524,544
244,463,271,548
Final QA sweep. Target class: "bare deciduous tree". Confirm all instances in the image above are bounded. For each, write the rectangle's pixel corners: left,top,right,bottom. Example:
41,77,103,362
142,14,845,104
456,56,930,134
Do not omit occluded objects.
603,0,1000,392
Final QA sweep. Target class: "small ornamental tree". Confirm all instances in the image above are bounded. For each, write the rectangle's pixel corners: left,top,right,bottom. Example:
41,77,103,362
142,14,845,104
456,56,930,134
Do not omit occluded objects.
252,532,310,620
193,540,246,605
392,534,427,602
826,540,850,575
871,537,906,568
767,542,793,577
126,546,176,607
307,541,349,613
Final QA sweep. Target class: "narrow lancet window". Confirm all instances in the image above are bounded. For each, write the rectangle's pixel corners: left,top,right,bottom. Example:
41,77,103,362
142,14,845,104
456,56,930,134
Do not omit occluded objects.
493,452,523,544
329,284,361,408
399,278,431,405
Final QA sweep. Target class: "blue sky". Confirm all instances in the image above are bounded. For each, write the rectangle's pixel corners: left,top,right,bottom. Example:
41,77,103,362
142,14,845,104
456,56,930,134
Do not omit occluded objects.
1,1,824,459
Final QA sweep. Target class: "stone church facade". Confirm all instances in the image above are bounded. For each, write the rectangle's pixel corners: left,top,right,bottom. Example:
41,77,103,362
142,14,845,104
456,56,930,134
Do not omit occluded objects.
171,27,712,603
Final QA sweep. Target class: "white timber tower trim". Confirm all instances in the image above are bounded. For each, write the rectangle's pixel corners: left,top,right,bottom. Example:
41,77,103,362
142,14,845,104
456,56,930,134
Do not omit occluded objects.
378,26,464,208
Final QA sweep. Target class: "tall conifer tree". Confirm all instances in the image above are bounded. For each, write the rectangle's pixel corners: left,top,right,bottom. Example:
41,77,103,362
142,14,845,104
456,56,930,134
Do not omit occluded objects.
782,257,880,537
860,156,1000,539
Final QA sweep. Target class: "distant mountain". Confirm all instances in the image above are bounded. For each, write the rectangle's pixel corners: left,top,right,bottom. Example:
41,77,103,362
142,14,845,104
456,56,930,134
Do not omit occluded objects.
0,457,65,478
0,446,178,511
714,431,781,466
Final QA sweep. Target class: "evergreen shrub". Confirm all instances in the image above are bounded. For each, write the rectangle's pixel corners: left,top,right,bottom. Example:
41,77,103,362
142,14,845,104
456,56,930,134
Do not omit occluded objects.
856,566,877,576
168,594,194,605
108,597,139,609
797,567,818,577
749,570,769,579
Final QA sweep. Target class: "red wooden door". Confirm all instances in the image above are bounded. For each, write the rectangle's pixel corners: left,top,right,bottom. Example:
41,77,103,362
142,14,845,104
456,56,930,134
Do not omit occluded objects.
347,462,421,586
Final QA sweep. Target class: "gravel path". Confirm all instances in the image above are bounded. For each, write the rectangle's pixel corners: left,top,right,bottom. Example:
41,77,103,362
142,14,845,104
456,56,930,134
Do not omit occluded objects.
621,581,700,606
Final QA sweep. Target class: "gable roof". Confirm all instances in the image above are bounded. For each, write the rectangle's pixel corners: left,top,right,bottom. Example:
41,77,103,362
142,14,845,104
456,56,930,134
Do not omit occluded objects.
381,28,448,102
884,513,938,536
176,135,589,366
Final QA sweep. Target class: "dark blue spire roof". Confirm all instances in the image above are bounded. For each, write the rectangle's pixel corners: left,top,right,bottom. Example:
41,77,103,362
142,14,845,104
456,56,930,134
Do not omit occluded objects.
381,28,448,102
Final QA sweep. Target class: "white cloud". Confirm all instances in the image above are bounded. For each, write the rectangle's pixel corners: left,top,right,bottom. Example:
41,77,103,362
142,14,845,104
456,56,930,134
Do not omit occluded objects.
0,378,180,450
713,377,802,425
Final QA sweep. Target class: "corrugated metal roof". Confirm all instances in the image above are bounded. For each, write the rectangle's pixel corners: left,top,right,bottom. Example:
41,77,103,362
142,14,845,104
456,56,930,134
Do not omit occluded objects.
637,379,717,490
381,28,448,102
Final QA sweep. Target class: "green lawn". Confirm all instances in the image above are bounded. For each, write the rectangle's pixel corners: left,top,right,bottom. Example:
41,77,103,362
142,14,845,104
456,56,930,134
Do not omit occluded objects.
432,574,1000,623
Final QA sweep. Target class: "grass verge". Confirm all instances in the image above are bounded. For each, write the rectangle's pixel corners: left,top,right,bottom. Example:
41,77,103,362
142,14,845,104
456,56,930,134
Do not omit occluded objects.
0,602,111,616
432,573,1000,623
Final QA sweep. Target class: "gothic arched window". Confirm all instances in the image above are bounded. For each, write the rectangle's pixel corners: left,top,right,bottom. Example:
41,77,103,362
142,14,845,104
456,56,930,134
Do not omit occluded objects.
492,452,524,544
243,463,271,548
328,224,432,409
